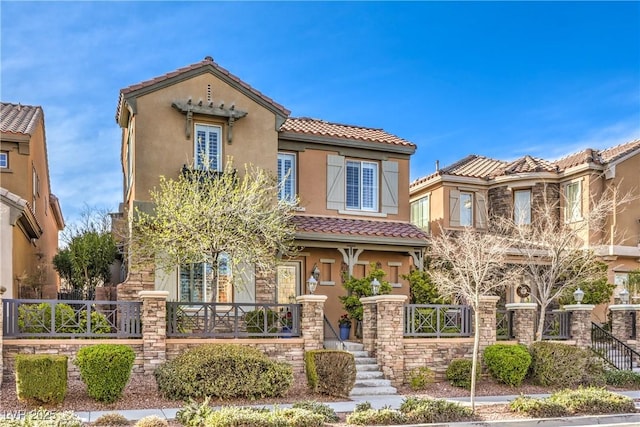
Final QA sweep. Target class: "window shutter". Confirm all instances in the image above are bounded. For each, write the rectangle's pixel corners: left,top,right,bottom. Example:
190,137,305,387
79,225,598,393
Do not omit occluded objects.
327,154,345,210
475,192,487,229
449,189,460,227
381,160,399,214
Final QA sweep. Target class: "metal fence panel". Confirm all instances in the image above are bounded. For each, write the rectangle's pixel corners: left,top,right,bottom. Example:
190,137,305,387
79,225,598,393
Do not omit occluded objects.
404,304,472,338
541,310,571,340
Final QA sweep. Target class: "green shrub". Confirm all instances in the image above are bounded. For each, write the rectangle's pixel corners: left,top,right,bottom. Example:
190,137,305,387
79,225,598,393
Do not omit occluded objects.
400,396,473,424
549,387,635,414
15,354,67,404
93,413,130,426
0,409,83,427
74,344,135,403
408,366,435,390
17,302,78,333
304,350,356,397
133,416,168,427
176,397,214,427
483,344,531,387
346,408,406,425
529,342,605,387
78,309,112,334
245,308,280,333
202,407,324,427
154,344,293,400
445,358,478,389
292,401,339,422
509,396,569,418
355,401,373,412
604,369,640,387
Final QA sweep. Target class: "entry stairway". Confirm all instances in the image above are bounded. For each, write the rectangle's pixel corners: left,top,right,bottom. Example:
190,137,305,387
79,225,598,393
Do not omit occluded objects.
325,341,398,396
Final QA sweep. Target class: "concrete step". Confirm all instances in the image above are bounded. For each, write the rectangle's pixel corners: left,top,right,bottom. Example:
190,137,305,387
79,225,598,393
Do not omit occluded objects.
355,378,393,388
356,371,384,380
350,385,398,396
354,357,378,365
356,364,380,372
350,350,370,358
343,341,364,351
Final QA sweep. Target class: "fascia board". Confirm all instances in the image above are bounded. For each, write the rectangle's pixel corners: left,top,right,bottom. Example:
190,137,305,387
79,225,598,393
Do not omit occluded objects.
278,133,416,156
295,232,428,248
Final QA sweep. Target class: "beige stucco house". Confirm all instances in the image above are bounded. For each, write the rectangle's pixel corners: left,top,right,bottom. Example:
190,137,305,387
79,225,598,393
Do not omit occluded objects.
114,57,427,331
0,102,64,299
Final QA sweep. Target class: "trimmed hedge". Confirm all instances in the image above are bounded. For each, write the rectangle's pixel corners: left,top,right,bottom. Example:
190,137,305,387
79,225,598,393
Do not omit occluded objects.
15,354,67,404
154,344,293,400
483,344,531,386
74,344,135,403
304,350,356,397
529,342,605,387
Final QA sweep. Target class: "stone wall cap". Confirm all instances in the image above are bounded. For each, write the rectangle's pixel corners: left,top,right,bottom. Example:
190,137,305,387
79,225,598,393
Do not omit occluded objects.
360,295,407,304
609,304,640,311
296,294,328,303
505,303,538,310
562,304,595,311
138,290,170,299
479,295,501,302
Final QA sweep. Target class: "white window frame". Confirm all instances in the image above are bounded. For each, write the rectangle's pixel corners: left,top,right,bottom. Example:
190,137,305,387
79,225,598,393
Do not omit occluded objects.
513,189,531,225
0,151,7,168
411,195,430,231
346,160,378,211
277,152,296,203
565,181,582,223
459,191,473,226
194,124,222,171
179,253,232,303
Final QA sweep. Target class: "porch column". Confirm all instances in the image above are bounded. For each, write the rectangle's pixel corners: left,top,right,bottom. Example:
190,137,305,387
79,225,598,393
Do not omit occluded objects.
0,286,4,386
609,304,639,343
296,295,327,352
564,304,595,349
361,295,406,387
505,303,537,346
478,296,500,352
139,290,168,374
361,297,378,356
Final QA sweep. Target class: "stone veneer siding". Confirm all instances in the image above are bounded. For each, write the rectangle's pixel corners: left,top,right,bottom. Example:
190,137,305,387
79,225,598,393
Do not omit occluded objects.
564,304,595,349
297,295,327,353
610,305,638,342
488,183,560,222
506,303,537,346
403,338,475,381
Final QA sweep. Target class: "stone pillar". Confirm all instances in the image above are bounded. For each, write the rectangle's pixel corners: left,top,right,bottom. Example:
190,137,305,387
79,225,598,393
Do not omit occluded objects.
361,295,407,387
361,297,378,356
564,304,595,349
0,286,4,386
609,305,638,342
505,303,537,346
296,295,327,353
118,265,155,302
478,296,500,352
139,290,169,374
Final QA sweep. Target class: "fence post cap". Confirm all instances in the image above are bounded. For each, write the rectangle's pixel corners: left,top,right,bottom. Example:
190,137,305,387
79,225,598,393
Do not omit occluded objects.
296,295,327,303
609,304,640,311
505,302,538,310
478,295,501,303
138,290,169,299
562,304,595,311
360,295,407,304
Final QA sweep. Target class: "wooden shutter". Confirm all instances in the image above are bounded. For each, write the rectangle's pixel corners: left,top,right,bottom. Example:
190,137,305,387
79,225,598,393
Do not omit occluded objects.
381,160,399,215
475,192,487,229
327,155,345,210
449,189,460,227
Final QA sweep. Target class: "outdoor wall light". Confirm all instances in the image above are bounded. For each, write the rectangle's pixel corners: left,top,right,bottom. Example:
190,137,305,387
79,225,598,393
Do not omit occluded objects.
311,264,320,281
307,275,318,294
620,288,630,304
371,278,381,296
573,287,585,304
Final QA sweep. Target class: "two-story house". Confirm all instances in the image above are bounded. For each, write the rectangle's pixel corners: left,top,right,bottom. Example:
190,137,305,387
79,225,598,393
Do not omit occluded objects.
114,57,427,326
410,139,640,319
0,102,65,299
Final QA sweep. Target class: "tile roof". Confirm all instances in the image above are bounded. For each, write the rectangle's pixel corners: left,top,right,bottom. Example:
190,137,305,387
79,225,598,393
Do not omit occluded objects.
552,148,600,171
599,139,640,163
1,102,42,135
292,215,428,241
280,117,415,148
498,155,558,175
117,56,290,121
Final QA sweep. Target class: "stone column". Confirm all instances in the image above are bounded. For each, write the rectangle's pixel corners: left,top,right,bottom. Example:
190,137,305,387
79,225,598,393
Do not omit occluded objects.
361,295,407,387
478,296,500,352
609,305,638,342
118,265,155,302
563,304,595,349
0,286,4,386
505,303,537,346
139,290,169,374
296,295,327,353
361,297,378,356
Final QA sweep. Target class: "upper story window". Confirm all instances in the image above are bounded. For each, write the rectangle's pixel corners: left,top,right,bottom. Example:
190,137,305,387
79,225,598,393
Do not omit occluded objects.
514,189,531,225
32,167,40,214
565,181,582,222
0,151,8,168
449,189,487,229
346,160,378,211
277,152,296,203
195,124,222,171
459,192,473,226
411,195,430,231
179,253,231,303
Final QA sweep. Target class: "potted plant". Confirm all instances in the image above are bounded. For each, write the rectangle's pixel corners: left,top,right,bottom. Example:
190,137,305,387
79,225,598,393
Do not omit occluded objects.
338,314,352,340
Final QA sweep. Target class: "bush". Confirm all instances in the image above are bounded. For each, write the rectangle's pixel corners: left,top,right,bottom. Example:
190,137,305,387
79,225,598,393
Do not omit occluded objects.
79,309,112,334
549,387,636,414
483,344,531,386
177,397,214,427
15,354,67,404
304,350,356,397
446,358,478,389
529,342,605,387
94,413,130,426
201,407,324,427
0,409,83,427
292,401,339,422
510,395,569,418
74,344,135,403
604,369,640,387
154,344,293,400
355,401,373,412
346,408,407,425
17,302,77,333
134,416,168,427
408,366,435,390
400,396,473,424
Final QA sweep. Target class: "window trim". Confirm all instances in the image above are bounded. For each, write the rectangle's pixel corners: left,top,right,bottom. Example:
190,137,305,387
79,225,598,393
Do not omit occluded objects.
194,123,222,171
564,181,582,223
513,189,532,225
0,151,8,169
411,194,430,231
345,160,379,212
277,152,297,203
459,191,473,227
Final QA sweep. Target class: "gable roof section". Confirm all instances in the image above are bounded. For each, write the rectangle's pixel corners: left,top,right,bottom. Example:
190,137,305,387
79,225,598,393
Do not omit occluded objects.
116,56,290,124
410,155,506,189
1,102,42,136
280,117,415,150
498,155,558,176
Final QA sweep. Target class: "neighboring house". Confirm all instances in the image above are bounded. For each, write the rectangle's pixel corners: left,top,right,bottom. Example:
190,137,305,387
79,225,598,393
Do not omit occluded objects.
410,140,640,318
114,56,427,325
0,102,64,299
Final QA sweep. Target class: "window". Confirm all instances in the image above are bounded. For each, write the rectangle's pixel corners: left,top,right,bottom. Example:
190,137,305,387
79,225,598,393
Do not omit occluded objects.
194,124,221,171
126,121,134,197
0,151,7,168
346,161,378,211
277,152,296,202
514,190,531,225
459,192,473,226
411,195,430,231
179,253,231,303
276,263,300,304
32,167,38,214
565,181,581,222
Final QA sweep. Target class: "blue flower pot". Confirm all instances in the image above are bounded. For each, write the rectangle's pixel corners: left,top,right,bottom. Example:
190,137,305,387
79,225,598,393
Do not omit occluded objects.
339,325,351,340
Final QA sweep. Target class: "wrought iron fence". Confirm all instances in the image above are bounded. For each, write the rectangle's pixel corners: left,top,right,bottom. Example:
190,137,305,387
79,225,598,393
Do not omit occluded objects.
496,309,513,340
166,302,300,338
404,304,472,338
592,322,640,370
2,299,141,338
541,310,571,340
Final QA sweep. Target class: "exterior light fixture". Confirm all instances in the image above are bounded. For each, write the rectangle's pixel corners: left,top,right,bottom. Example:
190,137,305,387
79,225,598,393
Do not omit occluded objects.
371,278,381,296
573,287,585,304
311,264,320,281
620,288,630,304
307,275,318,294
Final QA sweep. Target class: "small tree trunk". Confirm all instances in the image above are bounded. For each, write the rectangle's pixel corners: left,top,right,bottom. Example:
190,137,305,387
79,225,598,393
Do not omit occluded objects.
470,306,480,412
536,303,548,341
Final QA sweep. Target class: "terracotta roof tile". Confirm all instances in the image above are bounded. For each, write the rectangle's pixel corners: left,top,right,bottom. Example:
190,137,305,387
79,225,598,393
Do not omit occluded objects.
280,117,415,148
498,155,558,176
1,102,42,135
599,139,640,163
552,148,601,171
293,215,428,240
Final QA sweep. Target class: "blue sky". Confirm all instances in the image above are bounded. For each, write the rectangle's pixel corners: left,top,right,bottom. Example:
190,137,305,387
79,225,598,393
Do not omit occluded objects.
2,1,639,226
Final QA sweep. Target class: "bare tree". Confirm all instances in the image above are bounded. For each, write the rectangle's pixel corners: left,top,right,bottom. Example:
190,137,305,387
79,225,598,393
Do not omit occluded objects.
429,226,520,411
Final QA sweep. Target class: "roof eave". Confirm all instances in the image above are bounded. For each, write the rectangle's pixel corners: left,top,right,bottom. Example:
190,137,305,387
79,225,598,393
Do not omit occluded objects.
295,231,428,247
279,131,416,155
